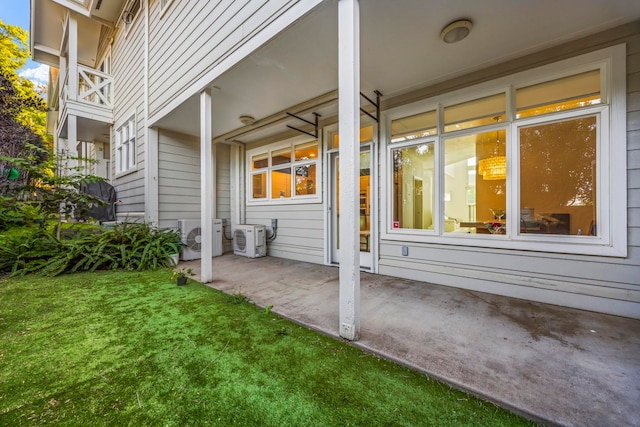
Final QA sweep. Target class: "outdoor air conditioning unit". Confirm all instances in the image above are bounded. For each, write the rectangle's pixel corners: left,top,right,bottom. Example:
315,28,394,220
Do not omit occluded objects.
232,224,267,258
177,219,223,261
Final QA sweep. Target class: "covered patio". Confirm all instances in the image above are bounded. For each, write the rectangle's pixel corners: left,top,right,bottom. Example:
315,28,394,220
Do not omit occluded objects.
180,254,640,427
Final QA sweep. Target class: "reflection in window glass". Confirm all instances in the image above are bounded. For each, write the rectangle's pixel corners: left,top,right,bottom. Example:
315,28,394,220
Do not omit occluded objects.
331,126,374,149
271,147,291,166
444,131,507,234
295,164,316,195
252,153,268,170
252,173,266,199
519,116,597,236
444,93,506,133
391,110,437,142
391,143,435,230
271,168,291,199
516,70,601,118
294,141,318,161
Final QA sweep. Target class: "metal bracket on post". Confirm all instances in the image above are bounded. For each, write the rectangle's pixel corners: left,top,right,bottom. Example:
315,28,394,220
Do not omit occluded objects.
286,112,320,138
359,90,382,123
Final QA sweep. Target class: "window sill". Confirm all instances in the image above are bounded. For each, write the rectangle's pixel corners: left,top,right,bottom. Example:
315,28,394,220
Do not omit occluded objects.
381,229,626,258
114,166,138,179
247,198,322,206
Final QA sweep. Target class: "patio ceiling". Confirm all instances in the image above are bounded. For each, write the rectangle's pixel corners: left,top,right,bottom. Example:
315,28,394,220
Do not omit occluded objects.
154,1,640,142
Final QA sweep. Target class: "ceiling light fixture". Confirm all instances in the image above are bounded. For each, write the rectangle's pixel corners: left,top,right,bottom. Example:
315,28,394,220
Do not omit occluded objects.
239,115,255,125
440,19,473,44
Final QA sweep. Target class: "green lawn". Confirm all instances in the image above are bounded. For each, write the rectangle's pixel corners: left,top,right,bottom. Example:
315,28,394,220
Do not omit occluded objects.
0,270,536,426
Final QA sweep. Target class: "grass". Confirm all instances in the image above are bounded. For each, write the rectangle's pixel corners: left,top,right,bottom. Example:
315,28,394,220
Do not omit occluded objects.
0,270,537,426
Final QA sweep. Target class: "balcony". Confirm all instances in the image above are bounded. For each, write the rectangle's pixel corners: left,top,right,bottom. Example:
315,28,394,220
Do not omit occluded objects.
59,64,113,126
57,64,113,142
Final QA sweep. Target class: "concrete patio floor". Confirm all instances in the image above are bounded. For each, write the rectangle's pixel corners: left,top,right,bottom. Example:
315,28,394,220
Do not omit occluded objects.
180,254,640,427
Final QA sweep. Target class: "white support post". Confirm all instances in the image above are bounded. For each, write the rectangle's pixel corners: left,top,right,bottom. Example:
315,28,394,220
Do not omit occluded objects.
143,1,158,225
67,114,78,175
200,88,214,283
229,143,244,227
338,0,361,341
67,13,78,101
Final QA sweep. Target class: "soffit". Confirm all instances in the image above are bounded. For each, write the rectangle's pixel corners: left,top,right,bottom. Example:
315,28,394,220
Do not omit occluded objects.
31,0,123,67
148,1,640,141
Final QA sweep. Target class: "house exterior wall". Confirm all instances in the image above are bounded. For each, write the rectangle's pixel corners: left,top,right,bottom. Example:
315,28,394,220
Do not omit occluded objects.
245,203,325,264
147,0,306,119
376,30,640,318
157,130,232,252
244,138,325,264
110,8,146,216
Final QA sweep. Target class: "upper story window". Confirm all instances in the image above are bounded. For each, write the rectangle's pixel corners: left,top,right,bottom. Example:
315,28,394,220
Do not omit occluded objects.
120,0,142,33
248,138,320,204
115,115,136,175
385,44,626,257
160,0,175,17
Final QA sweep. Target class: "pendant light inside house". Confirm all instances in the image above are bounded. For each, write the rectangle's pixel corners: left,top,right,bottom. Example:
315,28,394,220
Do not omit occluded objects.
478,117,507,181
440,19,473,44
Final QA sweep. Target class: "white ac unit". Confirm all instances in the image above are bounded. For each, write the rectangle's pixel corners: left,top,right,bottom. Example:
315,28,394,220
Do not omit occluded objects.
232,224,267,258
177,219,223,261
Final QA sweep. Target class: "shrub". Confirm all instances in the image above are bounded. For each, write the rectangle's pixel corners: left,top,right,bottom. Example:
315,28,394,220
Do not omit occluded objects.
0,197,42,231
0,222,183,276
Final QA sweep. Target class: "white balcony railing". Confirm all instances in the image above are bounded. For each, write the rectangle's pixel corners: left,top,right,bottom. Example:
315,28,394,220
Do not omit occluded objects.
60,64,113,110
77,64,113,108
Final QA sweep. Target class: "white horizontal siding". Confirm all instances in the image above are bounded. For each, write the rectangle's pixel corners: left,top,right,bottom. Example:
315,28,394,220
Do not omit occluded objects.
245,203,324,264
110,12,146,217
157,131,231,252
148,0,299,117
158,130,200,229
378,30,640,319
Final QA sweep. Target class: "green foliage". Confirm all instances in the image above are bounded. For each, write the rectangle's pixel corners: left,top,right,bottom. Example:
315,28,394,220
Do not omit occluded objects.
1,20,50,185
0,20,29,75
0,197,41,231
1,145,107,238
0,222,184,276
171,267,194,281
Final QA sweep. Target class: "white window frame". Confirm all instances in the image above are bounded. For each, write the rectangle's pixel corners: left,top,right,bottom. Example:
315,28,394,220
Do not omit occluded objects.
160,0,174,18
246,135,322,205
381,44,627,257
115,114,137,176
118,0,142,35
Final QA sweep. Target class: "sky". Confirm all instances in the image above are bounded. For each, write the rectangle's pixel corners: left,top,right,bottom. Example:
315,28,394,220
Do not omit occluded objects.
1,0,49,85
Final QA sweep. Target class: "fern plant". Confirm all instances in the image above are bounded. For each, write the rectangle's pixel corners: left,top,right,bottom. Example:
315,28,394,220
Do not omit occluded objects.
1,222,184,276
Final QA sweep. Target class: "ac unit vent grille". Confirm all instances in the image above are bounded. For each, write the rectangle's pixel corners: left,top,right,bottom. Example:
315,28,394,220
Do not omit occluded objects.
234,229,246,251
186,227,202,251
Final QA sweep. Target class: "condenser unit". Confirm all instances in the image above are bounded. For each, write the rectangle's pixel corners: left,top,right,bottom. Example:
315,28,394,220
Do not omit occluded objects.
177,219,223,261
232,224,266,258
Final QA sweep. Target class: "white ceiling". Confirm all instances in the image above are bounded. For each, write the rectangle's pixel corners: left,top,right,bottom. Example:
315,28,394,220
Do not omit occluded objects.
157,0,640,142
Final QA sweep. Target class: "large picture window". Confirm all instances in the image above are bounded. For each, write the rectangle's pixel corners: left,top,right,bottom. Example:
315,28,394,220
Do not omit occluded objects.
385,45,626,256
115,115,136,175
248,138,320,204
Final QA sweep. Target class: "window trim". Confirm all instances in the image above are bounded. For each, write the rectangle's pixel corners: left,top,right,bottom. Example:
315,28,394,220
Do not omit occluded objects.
114,113,137,177
380,44,627,257
246,135,322,206
118,0,142,35
160,0,174,18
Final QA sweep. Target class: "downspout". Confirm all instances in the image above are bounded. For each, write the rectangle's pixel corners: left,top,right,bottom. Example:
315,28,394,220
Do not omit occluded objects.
143,0,159,224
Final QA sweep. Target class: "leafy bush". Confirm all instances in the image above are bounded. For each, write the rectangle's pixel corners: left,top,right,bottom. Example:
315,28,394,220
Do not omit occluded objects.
0,197,41,231
0,222,183,276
